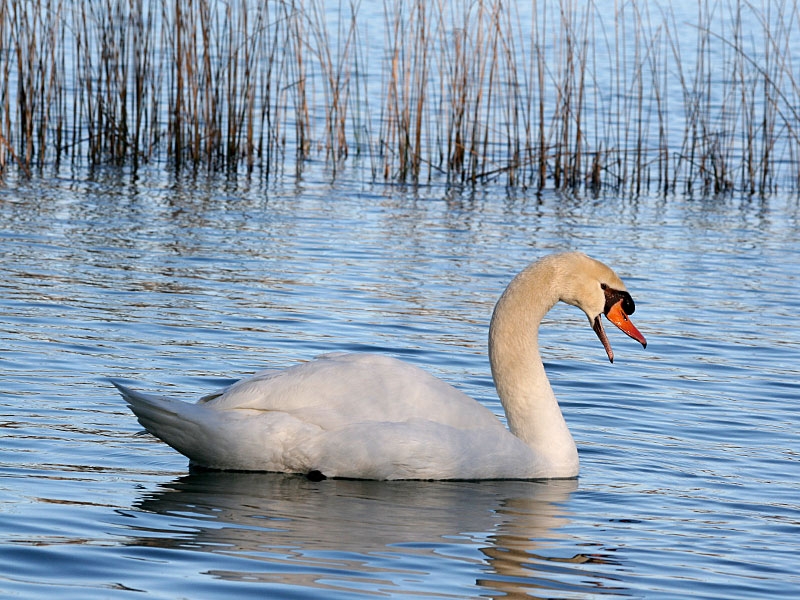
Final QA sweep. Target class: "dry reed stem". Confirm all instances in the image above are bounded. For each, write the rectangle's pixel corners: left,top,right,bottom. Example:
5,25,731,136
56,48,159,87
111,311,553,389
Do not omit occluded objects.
0,0,798,194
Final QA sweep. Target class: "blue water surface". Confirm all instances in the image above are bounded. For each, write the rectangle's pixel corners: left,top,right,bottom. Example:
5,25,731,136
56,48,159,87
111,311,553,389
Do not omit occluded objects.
1,171,799,598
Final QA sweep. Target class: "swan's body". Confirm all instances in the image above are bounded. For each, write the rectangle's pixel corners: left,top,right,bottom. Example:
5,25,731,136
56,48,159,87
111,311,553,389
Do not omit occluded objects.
114,252,646,480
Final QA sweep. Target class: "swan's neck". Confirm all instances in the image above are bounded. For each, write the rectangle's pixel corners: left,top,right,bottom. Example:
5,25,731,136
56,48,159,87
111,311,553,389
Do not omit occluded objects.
488,260,579,476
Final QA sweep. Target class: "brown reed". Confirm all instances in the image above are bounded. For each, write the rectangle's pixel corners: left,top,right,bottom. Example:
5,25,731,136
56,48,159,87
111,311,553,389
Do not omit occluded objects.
0,0,798,194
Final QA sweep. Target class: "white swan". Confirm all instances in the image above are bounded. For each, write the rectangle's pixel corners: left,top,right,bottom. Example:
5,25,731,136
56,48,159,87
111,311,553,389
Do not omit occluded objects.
113,252,646,480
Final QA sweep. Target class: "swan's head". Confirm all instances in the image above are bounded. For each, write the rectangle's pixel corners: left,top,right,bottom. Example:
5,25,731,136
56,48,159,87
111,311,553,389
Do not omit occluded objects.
556,252,647,363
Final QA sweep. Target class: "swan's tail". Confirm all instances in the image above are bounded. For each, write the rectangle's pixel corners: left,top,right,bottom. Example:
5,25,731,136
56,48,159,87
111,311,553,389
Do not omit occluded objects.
112,380,207,462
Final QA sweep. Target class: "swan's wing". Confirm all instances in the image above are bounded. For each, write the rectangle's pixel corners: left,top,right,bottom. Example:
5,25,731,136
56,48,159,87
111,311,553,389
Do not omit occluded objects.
197,353,505,432
198,352,352,404
197,368,280,403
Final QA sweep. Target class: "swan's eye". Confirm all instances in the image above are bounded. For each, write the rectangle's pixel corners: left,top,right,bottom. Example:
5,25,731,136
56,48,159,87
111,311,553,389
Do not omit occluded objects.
601,284,636,315
621,294,636,314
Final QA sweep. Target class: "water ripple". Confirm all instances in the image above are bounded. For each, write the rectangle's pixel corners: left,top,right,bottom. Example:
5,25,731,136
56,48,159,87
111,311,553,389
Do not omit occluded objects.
1,177,799,598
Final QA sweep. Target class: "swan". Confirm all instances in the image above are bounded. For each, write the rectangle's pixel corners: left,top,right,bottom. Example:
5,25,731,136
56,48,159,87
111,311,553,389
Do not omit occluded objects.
113,251,646,480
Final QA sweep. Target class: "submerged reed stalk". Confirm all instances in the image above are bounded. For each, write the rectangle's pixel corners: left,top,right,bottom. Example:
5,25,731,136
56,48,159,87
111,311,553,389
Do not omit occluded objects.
0,0,798,194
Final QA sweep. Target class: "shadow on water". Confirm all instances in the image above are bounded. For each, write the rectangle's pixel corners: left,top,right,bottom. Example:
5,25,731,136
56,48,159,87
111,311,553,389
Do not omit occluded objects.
126,472,627,597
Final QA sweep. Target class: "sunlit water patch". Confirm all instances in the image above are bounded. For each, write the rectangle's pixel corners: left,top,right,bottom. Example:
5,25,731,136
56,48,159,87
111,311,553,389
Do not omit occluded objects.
1,173,799,598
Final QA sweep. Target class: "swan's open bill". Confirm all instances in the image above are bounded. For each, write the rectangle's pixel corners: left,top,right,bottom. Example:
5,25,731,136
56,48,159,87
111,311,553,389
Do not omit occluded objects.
592,286,647,363
114,251,646,480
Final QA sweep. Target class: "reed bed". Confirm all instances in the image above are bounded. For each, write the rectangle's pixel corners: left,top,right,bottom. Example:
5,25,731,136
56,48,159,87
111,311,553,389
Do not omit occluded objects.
1,0,798,194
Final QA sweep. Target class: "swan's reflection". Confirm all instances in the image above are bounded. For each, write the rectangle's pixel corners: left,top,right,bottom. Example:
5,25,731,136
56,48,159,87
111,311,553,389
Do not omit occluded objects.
126,472,626,597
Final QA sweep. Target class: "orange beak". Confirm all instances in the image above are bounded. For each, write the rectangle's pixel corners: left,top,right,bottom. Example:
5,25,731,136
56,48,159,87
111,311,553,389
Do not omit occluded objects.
606,300,647,347
592,299,647,363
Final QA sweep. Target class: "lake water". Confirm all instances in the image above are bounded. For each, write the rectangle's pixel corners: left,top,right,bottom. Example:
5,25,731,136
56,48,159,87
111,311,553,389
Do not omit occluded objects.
1,169,799,598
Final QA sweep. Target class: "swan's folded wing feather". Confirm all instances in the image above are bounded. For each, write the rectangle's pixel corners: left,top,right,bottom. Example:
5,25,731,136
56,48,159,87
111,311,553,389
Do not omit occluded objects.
113,379,323,471
198,368,280,403
196,353,505,432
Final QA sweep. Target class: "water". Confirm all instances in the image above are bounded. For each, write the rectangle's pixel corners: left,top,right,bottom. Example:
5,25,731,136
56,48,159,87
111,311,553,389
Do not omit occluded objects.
1,170,799,598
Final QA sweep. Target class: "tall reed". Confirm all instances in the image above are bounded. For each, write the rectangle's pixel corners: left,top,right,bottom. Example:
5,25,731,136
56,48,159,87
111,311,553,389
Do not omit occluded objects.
0,0,798,194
